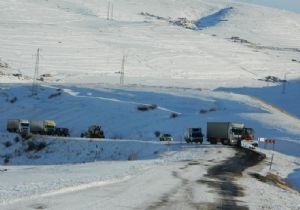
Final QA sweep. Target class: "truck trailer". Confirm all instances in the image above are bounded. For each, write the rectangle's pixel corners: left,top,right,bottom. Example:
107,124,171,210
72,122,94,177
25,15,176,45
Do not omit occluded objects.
30,120,56,135
207,122,254,145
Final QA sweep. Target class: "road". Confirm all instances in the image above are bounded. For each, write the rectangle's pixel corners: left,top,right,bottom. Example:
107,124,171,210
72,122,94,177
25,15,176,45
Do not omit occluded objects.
2,147,265,210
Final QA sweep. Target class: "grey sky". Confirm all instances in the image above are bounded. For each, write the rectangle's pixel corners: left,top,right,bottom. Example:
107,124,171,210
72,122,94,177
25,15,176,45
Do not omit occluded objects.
234,0,300,13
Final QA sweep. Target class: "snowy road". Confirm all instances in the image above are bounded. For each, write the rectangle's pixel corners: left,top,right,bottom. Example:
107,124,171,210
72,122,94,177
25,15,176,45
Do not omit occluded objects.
1,147,264,210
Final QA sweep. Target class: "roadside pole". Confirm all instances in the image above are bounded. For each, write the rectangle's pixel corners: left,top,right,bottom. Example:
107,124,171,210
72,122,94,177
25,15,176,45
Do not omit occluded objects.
268,139,276,170
269,153,274,170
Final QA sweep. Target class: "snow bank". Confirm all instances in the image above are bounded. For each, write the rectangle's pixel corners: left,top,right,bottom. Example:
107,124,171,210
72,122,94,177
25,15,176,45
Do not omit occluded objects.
0,133,175,165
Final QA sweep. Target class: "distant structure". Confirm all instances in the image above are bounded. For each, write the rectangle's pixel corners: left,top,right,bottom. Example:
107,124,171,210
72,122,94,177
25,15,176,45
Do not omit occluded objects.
120,55,125,85
107,1,114,20
32,48,40,96
111,3,114,20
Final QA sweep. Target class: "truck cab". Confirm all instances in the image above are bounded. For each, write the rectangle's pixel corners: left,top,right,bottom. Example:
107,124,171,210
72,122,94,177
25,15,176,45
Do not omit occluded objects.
44,120,56,135
242,127,255,140
19,119,30,135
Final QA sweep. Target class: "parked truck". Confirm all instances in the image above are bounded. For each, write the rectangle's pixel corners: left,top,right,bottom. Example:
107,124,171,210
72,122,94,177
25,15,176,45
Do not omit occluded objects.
30,120,56,135
207,122,254,145
184,128,204,144
7,119,30,135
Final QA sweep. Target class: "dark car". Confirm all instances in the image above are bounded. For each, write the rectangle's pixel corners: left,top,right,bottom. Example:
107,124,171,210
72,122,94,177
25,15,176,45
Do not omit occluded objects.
159,134,173,141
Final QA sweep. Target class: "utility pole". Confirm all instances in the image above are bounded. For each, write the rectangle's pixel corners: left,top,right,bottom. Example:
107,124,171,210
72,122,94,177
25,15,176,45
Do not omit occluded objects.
120,55,125,85
111,3,114,20
32,48,40,96
107,1,110,20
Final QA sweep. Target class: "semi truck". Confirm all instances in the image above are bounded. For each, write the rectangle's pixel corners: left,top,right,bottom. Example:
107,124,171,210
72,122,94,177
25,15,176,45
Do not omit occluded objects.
7,119,30,135
184,128,204,144
30,120,56,135
207,122,254,145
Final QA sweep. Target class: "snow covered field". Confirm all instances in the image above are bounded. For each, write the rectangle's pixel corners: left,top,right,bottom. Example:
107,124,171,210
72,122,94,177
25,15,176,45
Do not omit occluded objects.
1,0,300,209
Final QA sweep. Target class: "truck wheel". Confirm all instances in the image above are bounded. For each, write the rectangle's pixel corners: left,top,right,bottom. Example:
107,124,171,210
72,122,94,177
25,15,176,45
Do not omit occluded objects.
237,140,242,148
210,139,217,144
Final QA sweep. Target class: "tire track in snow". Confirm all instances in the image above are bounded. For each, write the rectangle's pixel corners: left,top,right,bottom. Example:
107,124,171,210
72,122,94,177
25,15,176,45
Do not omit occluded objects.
146,148,265,210
0,176,132,207
63,88,182,115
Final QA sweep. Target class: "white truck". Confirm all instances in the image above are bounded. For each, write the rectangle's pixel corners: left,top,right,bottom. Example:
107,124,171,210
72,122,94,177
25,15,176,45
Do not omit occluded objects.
207,122,249,145
7,119,30,135
184,128,204,144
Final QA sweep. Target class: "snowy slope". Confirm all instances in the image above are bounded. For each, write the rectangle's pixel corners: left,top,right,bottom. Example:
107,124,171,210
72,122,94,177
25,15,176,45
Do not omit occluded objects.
1,84,300,141
0,0,300,89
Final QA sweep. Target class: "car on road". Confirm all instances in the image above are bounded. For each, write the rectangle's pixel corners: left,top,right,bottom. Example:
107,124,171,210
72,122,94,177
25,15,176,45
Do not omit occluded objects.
159,134,173,141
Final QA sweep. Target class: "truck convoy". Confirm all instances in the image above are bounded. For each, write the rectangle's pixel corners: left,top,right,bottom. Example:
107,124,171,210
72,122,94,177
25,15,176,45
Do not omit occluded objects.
7,119,30,136
6,119,70,137
7,119,256,147
184,128,204,144
207,122,255,145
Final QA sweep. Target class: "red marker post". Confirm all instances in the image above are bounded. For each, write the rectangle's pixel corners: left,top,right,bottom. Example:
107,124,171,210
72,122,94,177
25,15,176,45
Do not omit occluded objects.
258,138,276,170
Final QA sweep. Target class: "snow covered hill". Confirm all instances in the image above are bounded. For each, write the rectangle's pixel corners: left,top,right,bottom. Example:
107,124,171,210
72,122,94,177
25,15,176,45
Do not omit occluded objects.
0,0,300,89
1,1,300,209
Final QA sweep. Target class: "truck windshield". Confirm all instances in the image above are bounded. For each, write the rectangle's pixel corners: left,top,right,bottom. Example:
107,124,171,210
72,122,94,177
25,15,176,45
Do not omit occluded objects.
192,133,202,137
244,128,254,135
21,123,29,126
232,128,243,135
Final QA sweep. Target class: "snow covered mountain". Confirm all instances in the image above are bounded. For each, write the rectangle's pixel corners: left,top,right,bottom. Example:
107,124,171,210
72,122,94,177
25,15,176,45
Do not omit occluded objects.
1,1,300,209
0,0,299,89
